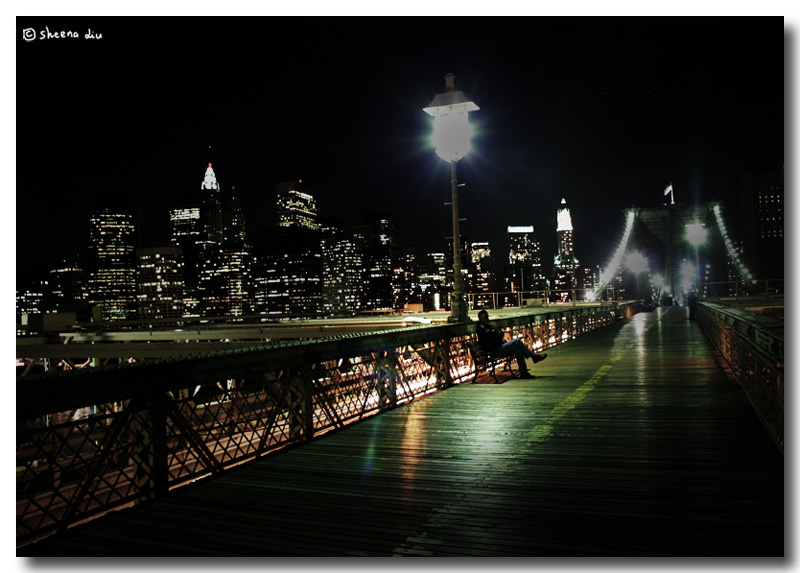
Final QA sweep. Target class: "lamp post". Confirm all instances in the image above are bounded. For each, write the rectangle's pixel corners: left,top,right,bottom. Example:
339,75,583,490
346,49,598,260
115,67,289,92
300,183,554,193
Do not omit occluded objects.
624,251,649,300
424,73,479,323
686,223,706,291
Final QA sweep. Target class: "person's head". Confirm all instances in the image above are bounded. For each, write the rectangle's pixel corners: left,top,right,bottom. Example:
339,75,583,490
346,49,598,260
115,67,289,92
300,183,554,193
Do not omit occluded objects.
478,309,490,323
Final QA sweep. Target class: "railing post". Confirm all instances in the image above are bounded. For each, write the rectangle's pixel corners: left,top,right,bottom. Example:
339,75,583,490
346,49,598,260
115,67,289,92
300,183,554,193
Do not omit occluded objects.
150,392,169,498
128,391,169,501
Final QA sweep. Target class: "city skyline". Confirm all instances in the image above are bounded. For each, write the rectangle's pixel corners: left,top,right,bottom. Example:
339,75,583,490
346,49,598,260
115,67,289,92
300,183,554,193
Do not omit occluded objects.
16,16,784,280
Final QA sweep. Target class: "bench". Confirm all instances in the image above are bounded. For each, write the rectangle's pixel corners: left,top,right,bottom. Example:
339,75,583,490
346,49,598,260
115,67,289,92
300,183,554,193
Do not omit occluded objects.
467,341,516,384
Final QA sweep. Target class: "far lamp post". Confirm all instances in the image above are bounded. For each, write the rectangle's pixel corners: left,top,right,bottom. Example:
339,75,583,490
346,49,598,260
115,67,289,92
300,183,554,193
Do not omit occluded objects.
686,222,707,291
424,73,479,322
625,251,649,300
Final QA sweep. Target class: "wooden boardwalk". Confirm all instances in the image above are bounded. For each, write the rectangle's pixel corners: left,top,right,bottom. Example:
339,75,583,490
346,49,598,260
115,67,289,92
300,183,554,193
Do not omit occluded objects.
19,308,784,557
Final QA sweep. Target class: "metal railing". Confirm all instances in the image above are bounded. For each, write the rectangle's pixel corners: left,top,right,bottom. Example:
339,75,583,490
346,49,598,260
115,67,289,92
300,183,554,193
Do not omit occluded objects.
16,302,635,546
695,301,783,452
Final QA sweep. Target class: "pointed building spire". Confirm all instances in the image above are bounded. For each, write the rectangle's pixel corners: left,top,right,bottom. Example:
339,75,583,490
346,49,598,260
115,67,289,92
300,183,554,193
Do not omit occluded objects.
557,198,573,231
201,163,220,190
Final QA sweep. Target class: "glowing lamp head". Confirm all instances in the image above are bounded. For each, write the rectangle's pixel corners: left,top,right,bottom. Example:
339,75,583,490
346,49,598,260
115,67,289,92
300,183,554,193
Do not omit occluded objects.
424,73,479,163
686,223,707,246
625,251,649,275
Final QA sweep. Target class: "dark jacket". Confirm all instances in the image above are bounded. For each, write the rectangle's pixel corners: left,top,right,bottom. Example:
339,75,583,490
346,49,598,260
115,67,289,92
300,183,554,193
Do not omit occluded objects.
476,321,505,352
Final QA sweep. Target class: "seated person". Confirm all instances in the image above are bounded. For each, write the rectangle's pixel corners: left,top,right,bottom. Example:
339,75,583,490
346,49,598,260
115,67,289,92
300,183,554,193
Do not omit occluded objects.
475,309,547,379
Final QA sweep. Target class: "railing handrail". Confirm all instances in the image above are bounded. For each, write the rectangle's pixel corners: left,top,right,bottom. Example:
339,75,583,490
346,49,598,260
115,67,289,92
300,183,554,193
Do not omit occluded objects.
695,301,783,452
18,303,631,419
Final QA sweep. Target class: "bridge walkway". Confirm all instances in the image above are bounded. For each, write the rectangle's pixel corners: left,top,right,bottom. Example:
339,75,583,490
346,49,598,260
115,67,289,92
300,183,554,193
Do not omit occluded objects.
20,308,784,557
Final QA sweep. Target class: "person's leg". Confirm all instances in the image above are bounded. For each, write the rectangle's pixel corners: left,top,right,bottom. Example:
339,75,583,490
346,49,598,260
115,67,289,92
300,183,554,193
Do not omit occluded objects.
496,339,530,372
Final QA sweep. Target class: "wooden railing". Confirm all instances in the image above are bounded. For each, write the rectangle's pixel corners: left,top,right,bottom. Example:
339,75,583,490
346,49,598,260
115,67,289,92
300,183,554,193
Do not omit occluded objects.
695,302,784,452
16,303,634,546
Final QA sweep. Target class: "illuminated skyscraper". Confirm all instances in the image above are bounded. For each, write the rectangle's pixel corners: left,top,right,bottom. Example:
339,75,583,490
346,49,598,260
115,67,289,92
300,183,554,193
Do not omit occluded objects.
169,163,231,317
507,226,545,292
48,248,89,319
552,198,580,300
353,222,393,310
554,198,579,273
252,184,322,318
321,224,365,316
87,205,137,321
469,241,496,304
742,166,784,284
169,203,203,316
136,246,184,320
200,163,224,243
277,181,320,230
208,186,254,317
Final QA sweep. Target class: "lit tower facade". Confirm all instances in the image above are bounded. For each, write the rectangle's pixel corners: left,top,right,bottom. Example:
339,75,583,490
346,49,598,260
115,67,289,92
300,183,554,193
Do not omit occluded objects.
353,222,393,311
552,198,580,300
277,180,320,230
48,248,89,319
200,163,224,243
169,203,202,316
470,241,496,308
507,226,545,293
252,181,322,318
210,186,254,317
742,166,784,285
87,206,137,321
136,246,184,320
321,224,365,316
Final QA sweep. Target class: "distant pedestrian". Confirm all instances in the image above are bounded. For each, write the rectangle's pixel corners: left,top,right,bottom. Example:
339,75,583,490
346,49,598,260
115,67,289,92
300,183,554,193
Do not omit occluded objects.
687,290,698,320
475,310,547,379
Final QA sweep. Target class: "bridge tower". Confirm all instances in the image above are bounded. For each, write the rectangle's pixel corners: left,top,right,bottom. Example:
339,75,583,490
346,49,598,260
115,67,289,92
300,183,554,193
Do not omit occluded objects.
593,201,758,302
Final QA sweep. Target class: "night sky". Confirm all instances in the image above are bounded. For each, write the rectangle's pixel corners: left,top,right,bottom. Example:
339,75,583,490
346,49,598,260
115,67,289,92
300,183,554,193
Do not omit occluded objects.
16,15,784,279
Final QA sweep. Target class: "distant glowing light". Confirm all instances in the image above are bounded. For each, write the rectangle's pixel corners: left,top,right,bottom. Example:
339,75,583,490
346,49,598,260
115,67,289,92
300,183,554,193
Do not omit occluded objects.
686,223,707,246
681,261,696,280
625,251,649,275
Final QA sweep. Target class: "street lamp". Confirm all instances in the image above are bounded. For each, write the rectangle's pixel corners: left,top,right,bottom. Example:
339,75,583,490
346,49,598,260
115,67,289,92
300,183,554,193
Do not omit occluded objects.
424,73,479,322
686,222,706,292
624,251,648,300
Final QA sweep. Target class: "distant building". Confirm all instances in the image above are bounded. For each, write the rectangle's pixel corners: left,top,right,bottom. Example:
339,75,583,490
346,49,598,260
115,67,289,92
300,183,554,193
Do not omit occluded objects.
417,252,447,311
352,222,393,311
552,198,580,301
48,248,89,319
136,246,184,320
87,205,137,321
200,163,224,243
321,224,365,316
277,180,320,231
169,204,203,313
207,186,254,317
469,241,497,308
742,166,784,285
507,226,545,293
392,246,422,311
254,226,322,318
252,184,323,318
